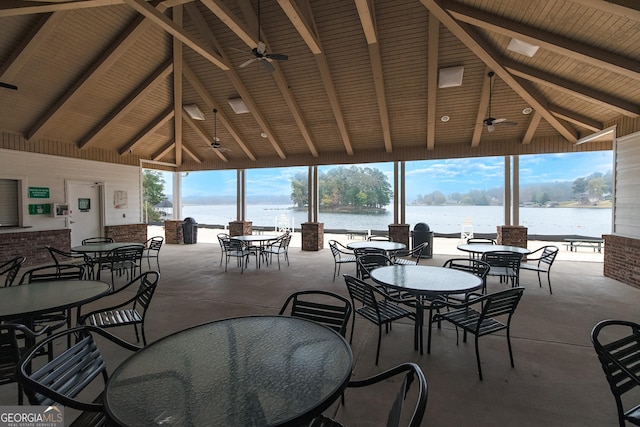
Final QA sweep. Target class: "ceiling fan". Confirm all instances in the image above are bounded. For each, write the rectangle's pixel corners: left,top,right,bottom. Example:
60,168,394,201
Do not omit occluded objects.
239,0,288,72
211,109,231,152
0,82,18,91
482,71,517,133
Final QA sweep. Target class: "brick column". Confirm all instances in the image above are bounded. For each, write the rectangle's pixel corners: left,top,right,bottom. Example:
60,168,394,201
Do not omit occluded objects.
497,225,528,248
604,234,639,289
229,221,252,237
105,224,147,243
388,224,410,247
302,222,324,251
164,220,183,244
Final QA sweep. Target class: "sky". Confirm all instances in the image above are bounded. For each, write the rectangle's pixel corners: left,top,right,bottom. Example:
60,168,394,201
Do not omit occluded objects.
157,151,613,201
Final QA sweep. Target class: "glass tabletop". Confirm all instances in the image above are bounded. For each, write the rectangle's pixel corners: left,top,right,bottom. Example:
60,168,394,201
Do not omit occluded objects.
370,265,483,295
71,242,144,253
457,244,531,255
232,235,280,242
105,315,353,427
347,241,406,251
0,280,111,320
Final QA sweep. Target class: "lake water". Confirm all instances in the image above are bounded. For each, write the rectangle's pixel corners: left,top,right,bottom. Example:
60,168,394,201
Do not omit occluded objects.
181,204,611,238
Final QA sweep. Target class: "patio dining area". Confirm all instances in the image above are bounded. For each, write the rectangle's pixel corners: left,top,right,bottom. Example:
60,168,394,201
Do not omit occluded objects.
2,231,634,426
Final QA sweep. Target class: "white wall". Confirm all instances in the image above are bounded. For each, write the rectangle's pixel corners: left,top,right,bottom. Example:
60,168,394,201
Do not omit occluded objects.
612,131,640,238
0,149,142,232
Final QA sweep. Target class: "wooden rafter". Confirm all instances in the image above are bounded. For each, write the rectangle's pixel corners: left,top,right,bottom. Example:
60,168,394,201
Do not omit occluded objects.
79,61,173,149
426,12,439,150
445,0,640,81
173,4,183,165
420,0,578,144
572,0,640,21
118,107,174,155
152,141,175,161
548,105,603,132
278,0,354,155
471,67,491,147
521,111,541,145
181,141,203,163
355,0,392,153
183,114,228,162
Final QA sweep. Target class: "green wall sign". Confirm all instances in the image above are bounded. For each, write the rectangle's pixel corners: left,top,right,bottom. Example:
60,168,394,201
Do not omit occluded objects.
28,187,50,198
28,204,51,215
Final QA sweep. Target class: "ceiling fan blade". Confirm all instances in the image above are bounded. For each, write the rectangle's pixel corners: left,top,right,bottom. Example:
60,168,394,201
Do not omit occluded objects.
265,53,288,61
0,82,18,90
495,120,518,126
261,59,275,72
239,58,257,68
493,118,506,124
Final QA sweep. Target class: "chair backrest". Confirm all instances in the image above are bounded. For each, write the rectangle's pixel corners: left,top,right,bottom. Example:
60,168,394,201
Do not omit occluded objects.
17,325,140,410
478,287,524,322
109,245,144,264
353,247,387,257
537,246,559,267
443,258,491,281
0,256,25,287
145,236,164,252
467,237,496,245
357,253,393,280
82,237,114,244
344,275,384,317
481,251,523,270
19,264,85,285
368,235,390,241
591,319,640,426
278,290,352,337
133,271,159,313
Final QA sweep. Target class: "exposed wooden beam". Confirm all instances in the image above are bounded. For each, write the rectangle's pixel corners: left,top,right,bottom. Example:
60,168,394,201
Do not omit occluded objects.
0,13,65,82
152,141,176,161
181,141,203,163
471,67,491,147
278,0,322,54
505,60,640,116
426,13,439,151
420,0,578,143
199,0,255,47
79,61,173,149
183,114,228,162
0,0,195,17
123,0,229,70
445,1,640,81
279,0,353,155
521,111,541,145
548,105,603,132
173,4,183,166
355,0,391,153
118,107,174,155
572,0,640,21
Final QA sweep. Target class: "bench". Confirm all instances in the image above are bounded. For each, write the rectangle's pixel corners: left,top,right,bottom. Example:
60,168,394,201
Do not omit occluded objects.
564,238,604,253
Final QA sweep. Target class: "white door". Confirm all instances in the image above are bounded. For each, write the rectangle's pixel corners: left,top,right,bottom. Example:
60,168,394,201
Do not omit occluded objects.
68,182,102,247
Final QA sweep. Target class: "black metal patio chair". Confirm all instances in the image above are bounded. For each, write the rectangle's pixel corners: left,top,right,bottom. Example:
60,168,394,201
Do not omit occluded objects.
279,290,352,337
520,245,559,294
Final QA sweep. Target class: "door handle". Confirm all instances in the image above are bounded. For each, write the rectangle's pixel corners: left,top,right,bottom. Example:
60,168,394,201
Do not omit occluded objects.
70,221,75,224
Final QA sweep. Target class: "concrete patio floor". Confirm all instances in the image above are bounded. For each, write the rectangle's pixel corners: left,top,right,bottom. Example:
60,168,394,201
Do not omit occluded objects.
2,231,635,426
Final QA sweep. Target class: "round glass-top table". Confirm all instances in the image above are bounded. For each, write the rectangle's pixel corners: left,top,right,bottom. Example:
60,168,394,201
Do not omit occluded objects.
104,315,354,427
0,280,111,327
457,244,530,255
71,242,144,254
347,241,406,252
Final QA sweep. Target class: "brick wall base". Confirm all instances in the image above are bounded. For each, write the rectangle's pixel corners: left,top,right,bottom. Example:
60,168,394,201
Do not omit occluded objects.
0,229,71,267
497,225,528,248
302,222,324,251
229,221,252,237
105,224,147,244
389,224,409,247
604,234,640,289
164,220,183,244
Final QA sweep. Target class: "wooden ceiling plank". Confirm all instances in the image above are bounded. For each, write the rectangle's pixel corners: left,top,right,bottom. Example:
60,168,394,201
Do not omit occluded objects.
183,114,228,162
427,13,439,150
277,0,322,54
521,110,541,144
123,0,229,71
79,61,173,149
446,1,640,80
173,4,183,166
0,12,65,81
181,141,203,163
0,0,127,17
118,107,174,155
182,63,256,161
420,0,578,143
505,60,640,116
152,141,176,161
26,10,152,141
471,66,492,147
548,104,603,132
572,0,640,21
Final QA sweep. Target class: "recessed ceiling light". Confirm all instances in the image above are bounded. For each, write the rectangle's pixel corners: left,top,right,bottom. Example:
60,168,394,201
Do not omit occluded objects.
228,98,250,114
260,132,268,138
438,66,464,88
441,116,450,122
507,38,539,57
183,104,205,120
522,107,533,115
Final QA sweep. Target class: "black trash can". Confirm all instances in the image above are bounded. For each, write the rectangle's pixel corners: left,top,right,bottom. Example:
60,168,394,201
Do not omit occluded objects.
411,223,433,258
182,217,198,244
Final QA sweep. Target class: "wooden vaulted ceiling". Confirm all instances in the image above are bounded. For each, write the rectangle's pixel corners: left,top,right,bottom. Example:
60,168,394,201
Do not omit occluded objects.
0,0,638,172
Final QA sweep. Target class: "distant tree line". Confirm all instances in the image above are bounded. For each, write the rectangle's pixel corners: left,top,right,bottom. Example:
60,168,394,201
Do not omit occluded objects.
291,166,392,210
414,170,613,206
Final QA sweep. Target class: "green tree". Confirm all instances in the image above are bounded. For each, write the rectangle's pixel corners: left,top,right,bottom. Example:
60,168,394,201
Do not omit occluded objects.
143,170,167,222
572,177,588,196
290,172,308,207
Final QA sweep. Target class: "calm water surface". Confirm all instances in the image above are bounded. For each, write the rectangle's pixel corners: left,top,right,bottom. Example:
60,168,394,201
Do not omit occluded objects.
181,204,611,237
